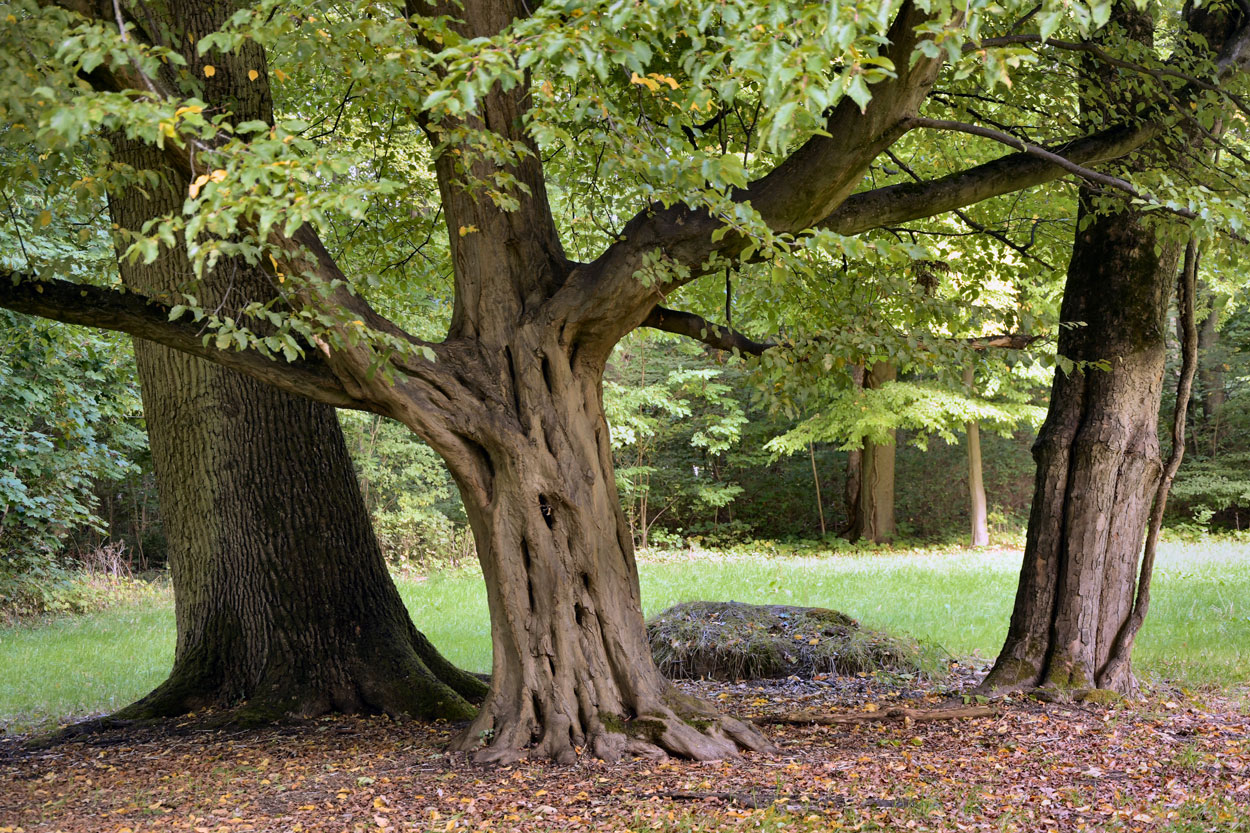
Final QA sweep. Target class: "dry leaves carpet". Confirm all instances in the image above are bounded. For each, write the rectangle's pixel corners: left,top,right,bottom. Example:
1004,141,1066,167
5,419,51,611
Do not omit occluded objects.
2,671,1248,832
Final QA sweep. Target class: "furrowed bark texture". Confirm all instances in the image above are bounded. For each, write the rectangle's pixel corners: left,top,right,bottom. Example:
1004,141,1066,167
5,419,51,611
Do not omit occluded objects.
109,0,484,722
427,330,772,763
984,2,1241,695
983,194,1180,695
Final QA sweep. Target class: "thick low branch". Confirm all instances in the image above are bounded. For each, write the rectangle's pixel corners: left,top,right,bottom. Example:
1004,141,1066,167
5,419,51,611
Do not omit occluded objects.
0,272,365,410
906,118,1199,218
641,306,774,355
819,123,1158,236
752,705,998,726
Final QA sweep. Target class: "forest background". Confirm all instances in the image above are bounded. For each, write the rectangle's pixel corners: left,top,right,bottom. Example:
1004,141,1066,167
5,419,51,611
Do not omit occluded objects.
4,292,1248,618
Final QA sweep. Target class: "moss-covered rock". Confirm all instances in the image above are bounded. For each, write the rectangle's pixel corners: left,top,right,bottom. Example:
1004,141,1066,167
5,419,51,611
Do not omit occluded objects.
1078,688,1126,706
646,601,929,681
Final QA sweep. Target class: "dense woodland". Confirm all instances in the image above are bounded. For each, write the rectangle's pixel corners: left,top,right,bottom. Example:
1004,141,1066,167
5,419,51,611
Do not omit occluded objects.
2,0,1250,765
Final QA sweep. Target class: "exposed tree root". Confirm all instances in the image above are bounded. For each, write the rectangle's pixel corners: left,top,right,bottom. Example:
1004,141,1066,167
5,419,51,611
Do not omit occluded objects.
455,688,776,765
752,705,998,727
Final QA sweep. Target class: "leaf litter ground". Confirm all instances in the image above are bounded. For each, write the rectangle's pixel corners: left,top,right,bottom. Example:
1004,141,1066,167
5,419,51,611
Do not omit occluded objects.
2,668,1248,832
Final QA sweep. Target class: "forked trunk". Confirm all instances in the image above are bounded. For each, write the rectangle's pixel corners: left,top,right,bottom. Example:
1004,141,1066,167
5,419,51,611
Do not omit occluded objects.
983,197,1181,696
438,331,771,763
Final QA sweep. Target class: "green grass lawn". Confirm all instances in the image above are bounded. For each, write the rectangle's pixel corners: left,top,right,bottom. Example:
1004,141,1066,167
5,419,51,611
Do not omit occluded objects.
2,540,1248,732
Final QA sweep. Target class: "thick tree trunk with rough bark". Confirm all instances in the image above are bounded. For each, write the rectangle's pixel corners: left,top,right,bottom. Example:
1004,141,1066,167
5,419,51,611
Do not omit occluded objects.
107,0,484,722
853,362,897,543
429,330,770,763
983,195,1181,695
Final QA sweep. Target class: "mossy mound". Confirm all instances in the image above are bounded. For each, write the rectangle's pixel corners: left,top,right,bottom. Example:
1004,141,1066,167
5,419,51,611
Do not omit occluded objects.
647,601,929,681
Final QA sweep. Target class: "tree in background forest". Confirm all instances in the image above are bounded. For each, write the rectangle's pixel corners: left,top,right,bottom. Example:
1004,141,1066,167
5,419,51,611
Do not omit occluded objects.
4,0,1250,759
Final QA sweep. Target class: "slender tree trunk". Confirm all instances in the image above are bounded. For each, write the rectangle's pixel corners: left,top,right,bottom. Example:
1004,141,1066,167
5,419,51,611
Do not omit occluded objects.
107,0,484,721
964,365,989,547
853,362,896,543
841,364,865,537
983,194,1181,695
433,331,771,763
1196,296,1225,455
809,441,827,536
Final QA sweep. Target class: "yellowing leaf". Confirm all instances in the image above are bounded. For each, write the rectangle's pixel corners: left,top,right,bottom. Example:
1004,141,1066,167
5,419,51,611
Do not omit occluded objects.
248,69,259,81
458,224,479,236
37,210,51,227
273,68,290,82
202,65,216,77
174,105,203,117
188,173,211,198
630,72,660,92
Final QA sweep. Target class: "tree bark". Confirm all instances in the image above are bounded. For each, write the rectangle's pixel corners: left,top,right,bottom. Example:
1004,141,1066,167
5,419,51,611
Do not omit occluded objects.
1196,294,1225,455
964,365,989,547
853,362,897,544
982,193,1181,695
431,331,771,763
840,364,865,538
108,0,484,722
981,0,1243,695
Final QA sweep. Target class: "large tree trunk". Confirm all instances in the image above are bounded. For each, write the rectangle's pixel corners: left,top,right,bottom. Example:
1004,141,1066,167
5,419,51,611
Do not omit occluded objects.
852,362,897,543
983,194,1181,695
434,331,771,763
107,0,484,722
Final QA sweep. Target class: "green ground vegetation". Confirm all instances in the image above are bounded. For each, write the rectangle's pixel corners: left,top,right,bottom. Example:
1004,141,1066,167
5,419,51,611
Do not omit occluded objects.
2,539,1246,733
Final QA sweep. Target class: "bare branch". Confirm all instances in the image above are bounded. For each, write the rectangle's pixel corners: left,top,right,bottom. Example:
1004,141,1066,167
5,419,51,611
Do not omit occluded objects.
643,303,1036,357
641,306,774,356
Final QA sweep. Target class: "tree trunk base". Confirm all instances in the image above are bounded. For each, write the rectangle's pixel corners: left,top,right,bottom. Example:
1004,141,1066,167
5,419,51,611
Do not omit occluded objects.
453,686,774,765
112,635,486,726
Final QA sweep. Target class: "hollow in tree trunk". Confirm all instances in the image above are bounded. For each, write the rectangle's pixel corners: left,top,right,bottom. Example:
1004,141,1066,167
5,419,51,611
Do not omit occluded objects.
106,2,484,722
982,194,1182,695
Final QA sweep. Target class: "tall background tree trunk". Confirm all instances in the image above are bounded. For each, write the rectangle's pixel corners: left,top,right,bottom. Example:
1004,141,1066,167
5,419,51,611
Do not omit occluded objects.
840,364,866,537
965,365,989,547
1196,290,1226,455
108,0,484,721
853,362,897,543
983,193,1180,694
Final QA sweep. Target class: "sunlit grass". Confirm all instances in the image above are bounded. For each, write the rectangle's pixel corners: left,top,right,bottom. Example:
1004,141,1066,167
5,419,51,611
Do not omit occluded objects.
0,598,174,733
2,539,1247,732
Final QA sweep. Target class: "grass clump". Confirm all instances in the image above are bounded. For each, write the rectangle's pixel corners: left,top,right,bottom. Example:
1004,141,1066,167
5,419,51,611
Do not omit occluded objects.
646,600,932,681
